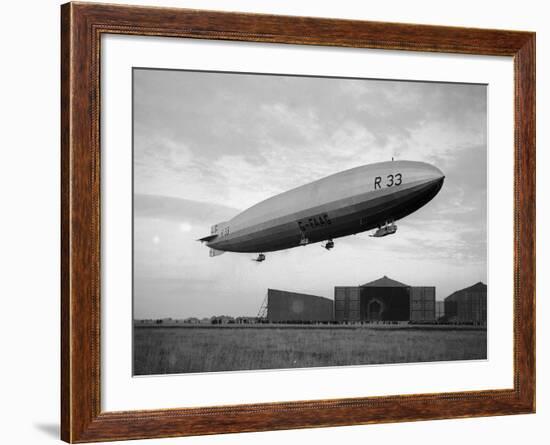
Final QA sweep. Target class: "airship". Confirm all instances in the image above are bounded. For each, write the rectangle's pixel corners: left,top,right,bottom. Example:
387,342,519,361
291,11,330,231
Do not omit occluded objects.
199,160,444,261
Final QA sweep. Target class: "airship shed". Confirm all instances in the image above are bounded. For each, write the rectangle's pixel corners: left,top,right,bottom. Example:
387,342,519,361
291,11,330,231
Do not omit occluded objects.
267,289,334,322
262,277,484,324
334,276,436,322
444,282,487,324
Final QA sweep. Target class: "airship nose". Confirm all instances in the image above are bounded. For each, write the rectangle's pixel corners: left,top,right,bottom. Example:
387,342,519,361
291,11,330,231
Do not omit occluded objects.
420,164,445,188
429,164,445,181
428,166,445,194
419,163,445,193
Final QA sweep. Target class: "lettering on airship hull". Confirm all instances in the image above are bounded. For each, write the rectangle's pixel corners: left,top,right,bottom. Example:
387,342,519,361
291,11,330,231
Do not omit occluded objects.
211,224,230,237
374,172,403,190
298,213,332,232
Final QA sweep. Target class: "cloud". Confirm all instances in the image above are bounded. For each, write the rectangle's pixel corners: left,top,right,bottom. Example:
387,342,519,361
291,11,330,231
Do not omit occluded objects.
134,194,239,224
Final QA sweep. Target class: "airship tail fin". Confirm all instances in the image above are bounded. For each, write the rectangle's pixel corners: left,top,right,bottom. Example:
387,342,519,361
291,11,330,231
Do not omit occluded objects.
209,248,225,257
197,234,218,243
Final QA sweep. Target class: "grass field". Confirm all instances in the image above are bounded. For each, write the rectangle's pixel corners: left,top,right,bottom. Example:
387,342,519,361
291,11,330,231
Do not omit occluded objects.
133,325,487,375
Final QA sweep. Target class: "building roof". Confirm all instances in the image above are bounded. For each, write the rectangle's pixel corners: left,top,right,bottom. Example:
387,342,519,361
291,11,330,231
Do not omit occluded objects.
267,288,333,303
445,281,487,301
466,282,487,292
360,276,409,288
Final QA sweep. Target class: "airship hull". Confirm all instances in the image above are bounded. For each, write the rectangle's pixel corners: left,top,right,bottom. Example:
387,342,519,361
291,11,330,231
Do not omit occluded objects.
204,161,444,254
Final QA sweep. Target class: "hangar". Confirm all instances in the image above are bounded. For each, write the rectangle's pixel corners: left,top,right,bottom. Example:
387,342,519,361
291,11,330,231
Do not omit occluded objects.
444,282,487,323
334,276,435,322
266,289,334,322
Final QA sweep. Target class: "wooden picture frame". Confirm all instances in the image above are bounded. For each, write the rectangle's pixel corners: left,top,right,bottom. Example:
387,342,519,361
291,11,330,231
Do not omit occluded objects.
61,2,535,442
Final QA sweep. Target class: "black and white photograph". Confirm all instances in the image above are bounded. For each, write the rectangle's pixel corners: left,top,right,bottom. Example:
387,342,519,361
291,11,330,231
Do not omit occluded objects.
3,0,544,443
132,68,488,376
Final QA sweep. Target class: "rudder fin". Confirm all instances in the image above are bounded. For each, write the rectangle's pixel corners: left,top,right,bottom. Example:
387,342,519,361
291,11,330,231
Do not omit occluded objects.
209,248,225,257
197,234,218,243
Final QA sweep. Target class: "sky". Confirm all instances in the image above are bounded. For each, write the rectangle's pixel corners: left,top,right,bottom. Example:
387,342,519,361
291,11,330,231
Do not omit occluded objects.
133,68,487,319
